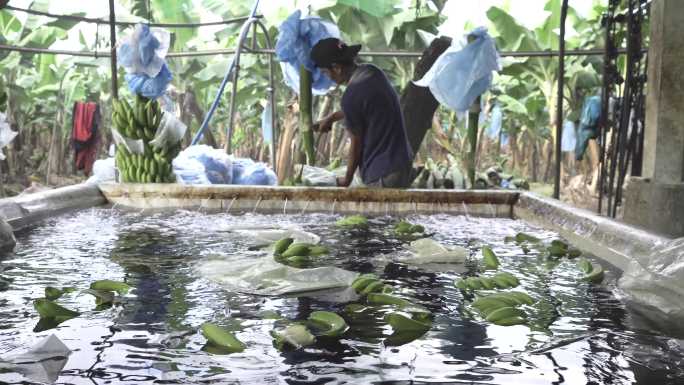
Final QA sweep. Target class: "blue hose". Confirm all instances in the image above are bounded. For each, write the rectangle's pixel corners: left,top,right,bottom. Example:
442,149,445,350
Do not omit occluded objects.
191,0,261,146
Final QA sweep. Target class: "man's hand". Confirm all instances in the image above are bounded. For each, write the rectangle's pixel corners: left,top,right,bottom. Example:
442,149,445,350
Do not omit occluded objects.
336,176,351,187
313,115,334,133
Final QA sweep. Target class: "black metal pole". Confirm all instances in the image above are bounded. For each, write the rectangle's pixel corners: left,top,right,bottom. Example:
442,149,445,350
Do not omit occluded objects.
108,0,118,99
553,0,569,199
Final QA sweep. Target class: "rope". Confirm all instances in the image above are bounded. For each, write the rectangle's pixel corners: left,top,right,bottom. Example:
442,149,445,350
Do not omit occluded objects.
3,5,250,28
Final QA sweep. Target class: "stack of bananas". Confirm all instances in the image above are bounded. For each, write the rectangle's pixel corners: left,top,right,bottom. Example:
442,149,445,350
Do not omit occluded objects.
112,95,180,183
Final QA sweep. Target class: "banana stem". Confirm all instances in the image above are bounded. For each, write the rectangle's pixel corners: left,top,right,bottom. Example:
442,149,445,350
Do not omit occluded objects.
299,65,315,165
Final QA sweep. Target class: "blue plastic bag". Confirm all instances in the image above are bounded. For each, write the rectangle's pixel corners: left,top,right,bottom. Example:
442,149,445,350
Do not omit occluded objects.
414,27,501,112
486,104,502,139
118,24,172,98
275,10,340,95
125,64,173,99
172,145,233,185
561,120,577,152
232,158,277,186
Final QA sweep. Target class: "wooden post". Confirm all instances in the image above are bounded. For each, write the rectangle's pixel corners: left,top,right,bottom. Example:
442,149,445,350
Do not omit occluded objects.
554,0,569,199
467,97,480,187
108,0,118,99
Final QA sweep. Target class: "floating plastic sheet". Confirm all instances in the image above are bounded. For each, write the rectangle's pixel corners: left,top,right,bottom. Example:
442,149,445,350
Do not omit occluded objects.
0,335,70,384
197,256,358,296
219,225,320,248
619,238,684,321
387,238,469,265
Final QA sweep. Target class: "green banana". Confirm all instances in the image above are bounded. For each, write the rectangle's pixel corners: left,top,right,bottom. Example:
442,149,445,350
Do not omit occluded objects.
578,258,593,274
492,272,519,288
281,244,311,258
506,291,535,305
583,264,604,283
307,311,348,337
360,280,384,295
493,316,527,326
454,279,468,290
34,298,80,321
351,274,378,292
482,246,500,270
486,306,526,323
480,277,496,290
201,323,245,353
366,293,412,307
471,296,511,315
90,279,130,295
465,277,484,290
274,238,294,255
385,313,431,332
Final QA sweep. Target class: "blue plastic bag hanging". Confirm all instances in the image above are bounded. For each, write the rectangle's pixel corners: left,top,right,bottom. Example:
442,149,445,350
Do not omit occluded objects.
275,10,340,95
414,27,501,112
117,24,173,98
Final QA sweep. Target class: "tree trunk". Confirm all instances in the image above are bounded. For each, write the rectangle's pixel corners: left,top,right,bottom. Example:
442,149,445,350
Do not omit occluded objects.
276,100,299,183
400,36,453,156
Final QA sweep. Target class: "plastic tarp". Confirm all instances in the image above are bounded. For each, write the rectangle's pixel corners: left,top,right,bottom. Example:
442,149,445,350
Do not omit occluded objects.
118,24,173,98
414,27,501,112
173,145,233,185
232,158,278,186
561,120,577,152
197,256,358,296
398,238,469,264
0,112,18,160
619,238,684,321
275,10,340,95
0,335,70,384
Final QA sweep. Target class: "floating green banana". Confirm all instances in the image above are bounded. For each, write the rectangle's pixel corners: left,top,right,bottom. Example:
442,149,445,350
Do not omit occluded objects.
582,263,604,283
485,306,526,323
34,299,80,321
281,243,311,258
336,215,368,228
201,323,246,353
273,238,294,255
385,312,431,333
271,324,315,350
307,311,348,337
45,286,75,301
90,279,130,295
366,293,413,307
482,246,500,270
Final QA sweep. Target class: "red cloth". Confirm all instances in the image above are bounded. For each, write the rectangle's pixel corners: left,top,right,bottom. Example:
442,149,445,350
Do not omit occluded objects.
72,102,100,176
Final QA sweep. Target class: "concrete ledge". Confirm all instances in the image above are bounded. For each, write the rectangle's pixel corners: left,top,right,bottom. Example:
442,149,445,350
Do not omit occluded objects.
98,183,517,216
0,183,107,230
514,192,670,272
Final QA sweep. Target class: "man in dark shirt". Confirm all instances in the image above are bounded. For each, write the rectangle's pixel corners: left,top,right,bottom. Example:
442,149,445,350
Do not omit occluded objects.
310,38,413,188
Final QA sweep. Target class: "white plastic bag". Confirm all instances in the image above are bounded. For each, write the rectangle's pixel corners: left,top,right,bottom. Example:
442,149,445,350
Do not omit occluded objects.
298,165,337,186
220,224,320,248
86,158,116,184
0,112,18,160
150,111,187,151
414,27,500,112
111,128,144,155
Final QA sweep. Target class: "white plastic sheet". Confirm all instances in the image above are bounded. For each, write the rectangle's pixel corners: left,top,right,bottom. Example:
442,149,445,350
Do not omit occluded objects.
111,128,144,155
619,238,684,320
298,165,337,187
220,225,320,248
150,112,187,151
197,256,358,296
0,335,70,384
397,238,469,264
86,158,116,184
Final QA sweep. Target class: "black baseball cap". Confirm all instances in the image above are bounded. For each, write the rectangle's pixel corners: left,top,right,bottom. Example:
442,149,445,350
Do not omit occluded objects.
310,38,362,68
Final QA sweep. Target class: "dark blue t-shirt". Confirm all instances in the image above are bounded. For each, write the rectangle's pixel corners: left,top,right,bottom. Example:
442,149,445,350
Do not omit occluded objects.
341,64,413,183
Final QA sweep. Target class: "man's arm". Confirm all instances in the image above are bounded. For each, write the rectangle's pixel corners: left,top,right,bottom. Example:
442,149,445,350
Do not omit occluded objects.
337,131,362,187
313,110,345,132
